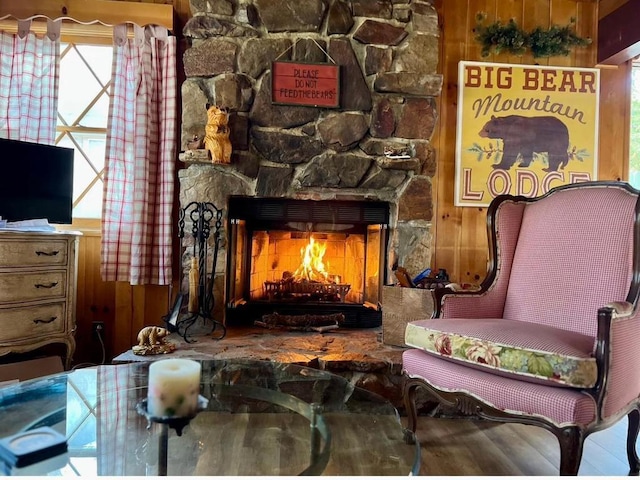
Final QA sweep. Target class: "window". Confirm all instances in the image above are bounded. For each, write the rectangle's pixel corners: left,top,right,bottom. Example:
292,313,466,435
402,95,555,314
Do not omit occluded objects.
630,59,640,189
56,42,112,219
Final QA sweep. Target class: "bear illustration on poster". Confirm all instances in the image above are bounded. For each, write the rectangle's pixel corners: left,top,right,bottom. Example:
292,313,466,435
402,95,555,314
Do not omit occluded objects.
479,115,569,172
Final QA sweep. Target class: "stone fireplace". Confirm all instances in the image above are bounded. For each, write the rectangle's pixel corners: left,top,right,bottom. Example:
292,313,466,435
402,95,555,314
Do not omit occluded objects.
178,0,442,327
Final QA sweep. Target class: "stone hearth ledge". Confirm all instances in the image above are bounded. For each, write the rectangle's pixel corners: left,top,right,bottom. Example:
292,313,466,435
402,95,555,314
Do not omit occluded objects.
113,326,409,410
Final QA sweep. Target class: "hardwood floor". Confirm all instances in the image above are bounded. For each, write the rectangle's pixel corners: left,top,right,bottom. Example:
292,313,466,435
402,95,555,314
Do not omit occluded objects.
410,415,636,476
180,412,639,476
2,392,635,475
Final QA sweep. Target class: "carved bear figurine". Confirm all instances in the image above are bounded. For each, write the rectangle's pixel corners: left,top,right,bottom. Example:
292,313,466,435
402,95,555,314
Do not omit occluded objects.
204,104,232,164
479,115,570,172
137,326,170,347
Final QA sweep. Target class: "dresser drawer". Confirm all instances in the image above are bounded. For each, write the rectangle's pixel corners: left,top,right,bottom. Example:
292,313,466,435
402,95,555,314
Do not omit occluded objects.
0,303,66,340
0,271,67,303
0,239,69,267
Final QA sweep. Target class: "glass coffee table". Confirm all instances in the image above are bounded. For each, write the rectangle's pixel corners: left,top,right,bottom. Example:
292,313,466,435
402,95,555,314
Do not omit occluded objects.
0,359,419,476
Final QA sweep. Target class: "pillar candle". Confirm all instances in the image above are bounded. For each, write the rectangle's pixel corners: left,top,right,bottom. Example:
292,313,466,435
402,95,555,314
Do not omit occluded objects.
147,359,202,418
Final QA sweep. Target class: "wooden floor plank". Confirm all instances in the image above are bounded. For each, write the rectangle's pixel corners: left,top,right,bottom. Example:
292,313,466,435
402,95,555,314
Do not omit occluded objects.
417,418,504,475
324,412,417,475
587,417,629,463
186,412,417,476
141,410,640,476
474,421,558,475
579,431,629,476
412,415,637,476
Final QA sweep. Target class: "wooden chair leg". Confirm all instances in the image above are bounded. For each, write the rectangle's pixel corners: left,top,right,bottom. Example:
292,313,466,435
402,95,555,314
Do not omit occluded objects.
557,426,585,476
403,378,420,435
627,408,640,475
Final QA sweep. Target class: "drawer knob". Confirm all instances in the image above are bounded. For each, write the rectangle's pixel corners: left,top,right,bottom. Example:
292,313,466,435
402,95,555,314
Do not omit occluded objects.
35,250,60,256
33,316,57,324
35,282,59,289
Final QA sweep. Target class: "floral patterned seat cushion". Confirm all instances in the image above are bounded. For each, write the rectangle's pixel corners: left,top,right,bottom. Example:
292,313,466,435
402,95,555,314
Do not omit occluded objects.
404,318,597,388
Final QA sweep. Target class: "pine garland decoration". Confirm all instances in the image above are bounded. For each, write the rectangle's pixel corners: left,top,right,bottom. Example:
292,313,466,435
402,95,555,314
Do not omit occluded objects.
474,13,591,58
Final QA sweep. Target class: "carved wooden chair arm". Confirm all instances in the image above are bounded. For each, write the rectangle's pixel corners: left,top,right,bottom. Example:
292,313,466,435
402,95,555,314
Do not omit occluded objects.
605,300,635,317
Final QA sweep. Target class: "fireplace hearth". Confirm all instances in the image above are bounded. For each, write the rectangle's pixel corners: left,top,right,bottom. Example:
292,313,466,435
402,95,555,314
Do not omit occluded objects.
225,197,390,328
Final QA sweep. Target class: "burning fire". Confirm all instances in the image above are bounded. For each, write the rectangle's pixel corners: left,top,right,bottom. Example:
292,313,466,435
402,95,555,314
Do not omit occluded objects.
292,236,334,283
263,234,349,302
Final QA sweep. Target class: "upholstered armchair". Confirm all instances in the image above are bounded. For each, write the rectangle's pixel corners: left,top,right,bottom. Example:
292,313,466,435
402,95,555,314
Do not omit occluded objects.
402,181,640,475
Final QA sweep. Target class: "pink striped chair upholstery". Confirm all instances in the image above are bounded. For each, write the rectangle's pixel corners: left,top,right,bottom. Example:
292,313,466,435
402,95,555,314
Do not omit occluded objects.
402,181,640,475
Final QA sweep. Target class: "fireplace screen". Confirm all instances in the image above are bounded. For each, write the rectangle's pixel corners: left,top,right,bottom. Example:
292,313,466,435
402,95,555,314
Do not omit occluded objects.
225,197,389,328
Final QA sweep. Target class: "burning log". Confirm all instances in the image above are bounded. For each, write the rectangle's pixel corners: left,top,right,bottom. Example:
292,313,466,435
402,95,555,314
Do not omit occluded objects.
255,312,344,332
262,235,350,303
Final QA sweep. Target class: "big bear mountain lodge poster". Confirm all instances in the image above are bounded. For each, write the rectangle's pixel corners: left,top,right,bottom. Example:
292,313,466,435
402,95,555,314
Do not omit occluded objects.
455,61,600,207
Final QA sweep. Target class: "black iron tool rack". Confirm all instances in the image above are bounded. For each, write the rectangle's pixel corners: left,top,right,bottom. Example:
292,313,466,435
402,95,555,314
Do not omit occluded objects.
174,201,226,342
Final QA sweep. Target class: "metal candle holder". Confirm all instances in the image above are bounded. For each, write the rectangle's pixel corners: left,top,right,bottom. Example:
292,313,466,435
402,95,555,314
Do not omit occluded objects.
136,396,209,476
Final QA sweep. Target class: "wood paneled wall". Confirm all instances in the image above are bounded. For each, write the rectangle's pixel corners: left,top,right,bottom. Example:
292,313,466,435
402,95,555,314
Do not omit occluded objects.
73,0,634,364
596,0,634,170
430,0,628,286
74,224,114,364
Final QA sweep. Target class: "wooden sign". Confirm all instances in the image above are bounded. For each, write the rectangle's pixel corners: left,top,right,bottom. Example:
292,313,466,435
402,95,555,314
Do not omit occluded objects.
271,61,340,108
454,61,600,206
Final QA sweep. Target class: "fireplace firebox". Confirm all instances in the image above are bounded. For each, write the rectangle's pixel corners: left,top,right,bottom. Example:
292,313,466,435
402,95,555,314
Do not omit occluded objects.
225,197,390,328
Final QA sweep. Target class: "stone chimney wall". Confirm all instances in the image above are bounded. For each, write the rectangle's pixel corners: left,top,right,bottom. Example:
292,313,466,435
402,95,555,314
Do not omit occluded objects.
178,0,442,313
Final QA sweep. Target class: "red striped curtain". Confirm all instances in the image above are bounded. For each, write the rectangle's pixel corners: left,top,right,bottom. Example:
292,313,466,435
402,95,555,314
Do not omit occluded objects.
101,24,177,285
0,19,60,143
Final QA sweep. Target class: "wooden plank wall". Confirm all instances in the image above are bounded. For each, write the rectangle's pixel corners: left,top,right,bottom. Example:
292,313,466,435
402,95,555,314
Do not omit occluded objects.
74,224,114,365
596,0,632,183
430,0,627,286
74,224,171,365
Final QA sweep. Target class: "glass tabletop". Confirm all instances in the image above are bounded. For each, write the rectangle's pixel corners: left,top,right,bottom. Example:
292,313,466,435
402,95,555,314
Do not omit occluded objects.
0,359,419,476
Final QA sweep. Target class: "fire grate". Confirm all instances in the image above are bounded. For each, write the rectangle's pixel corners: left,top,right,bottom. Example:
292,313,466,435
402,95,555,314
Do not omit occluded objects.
264,281,351,302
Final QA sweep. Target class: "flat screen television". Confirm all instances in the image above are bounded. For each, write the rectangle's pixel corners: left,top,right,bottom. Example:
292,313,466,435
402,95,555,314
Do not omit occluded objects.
0,138,74,224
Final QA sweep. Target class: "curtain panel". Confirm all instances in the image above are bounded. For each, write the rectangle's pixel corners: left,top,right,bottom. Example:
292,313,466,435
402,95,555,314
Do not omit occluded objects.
0,19,60,143
102,24,176,286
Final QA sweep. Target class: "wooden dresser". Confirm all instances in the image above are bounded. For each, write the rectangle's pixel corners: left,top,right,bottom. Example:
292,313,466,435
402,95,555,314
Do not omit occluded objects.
0,231,81,369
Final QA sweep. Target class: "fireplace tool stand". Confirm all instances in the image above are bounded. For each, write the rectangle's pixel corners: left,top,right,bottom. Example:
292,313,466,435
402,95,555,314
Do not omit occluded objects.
175,201,226,342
